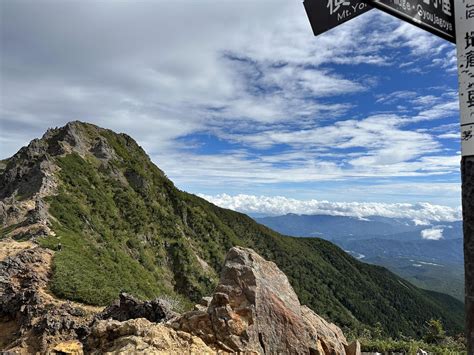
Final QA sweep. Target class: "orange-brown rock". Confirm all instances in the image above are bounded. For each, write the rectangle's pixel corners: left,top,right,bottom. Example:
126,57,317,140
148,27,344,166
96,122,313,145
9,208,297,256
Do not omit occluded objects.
301,305,348,354
173,246,349,354
345,339,361,355
0,247,97,354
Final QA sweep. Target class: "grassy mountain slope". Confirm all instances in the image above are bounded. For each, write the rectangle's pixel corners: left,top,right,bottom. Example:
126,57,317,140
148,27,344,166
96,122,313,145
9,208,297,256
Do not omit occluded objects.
0,122,464,338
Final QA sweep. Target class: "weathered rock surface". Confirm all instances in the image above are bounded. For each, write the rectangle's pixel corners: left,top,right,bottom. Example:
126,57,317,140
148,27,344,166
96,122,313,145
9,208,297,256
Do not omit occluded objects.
345,339,361,355
173,246,351,354
97,292,178,323
51,340,83,354
301,305,357,355
87,318,215,354
0,238,35,263
0,139,57,233
0,247,96,354
0,247,53,320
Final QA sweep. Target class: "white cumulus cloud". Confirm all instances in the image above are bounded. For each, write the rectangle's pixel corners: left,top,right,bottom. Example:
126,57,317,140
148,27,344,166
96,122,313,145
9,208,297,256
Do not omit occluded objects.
198,193,461,222
421,228,444,240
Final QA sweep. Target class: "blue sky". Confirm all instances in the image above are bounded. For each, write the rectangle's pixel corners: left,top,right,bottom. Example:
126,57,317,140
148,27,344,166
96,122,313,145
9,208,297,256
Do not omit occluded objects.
0,0,463,220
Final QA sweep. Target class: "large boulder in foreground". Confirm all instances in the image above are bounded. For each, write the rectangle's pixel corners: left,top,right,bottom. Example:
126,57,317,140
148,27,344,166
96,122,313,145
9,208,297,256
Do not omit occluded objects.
173,246,355,354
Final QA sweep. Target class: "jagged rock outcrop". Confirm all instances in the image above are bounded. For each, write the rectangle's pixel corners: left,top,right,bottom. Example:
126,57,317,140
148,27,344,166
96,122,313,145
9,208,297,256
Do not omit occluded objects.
86,246,359,354
0,121,131,241
96,292,178,323
0,247,53,321
0,247,96,354
172,246,358,354
86,318,215,354
0,137,57,231
0,243,359,354
345,340,361,355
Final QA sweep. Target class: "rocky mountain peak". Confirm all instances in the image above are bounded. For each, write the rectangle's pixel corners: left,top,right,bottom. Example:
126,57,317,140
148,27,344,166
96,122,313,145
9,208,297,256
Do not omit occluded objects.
0,121,154,240
39,121,114,159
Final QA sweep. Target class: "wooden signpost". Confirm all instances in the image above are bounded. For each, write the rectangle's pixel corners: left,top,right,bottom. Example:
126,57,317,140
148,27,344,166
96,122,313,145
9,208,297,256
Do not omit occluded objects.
303,0,474,351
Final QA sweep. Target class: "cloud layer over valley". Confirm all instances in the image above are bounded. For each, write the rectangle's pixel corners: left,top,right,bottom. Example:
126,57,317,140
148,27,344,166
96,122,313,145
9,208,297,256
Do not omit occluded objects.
199,193,461,222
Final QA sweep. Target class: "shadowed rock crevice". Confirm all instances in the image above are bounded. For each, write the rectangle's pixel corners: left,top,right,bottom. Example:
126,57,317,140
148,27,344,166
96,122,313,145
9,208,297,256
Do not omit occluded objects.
96,292,178,323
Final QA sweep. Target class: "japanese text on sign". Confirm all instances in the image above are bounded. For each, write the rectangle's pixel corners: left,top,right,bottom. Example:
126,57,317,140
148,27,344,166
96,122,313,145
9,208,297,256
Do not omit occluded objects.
304,0,372,37
456,1,474,156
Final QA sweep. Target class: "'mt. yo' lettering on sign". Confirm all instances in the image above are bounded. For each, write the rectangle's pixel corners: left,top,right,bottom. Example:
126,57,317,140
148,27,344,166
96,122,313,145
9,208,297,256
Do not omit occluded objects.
304,0,372,37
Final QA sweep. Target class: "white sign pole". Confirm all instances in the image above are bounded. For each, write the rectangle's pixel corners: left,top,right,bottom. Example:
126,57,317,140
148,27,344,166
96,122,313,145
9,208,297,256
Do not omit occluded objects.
456,0,474,156
455,0,474,352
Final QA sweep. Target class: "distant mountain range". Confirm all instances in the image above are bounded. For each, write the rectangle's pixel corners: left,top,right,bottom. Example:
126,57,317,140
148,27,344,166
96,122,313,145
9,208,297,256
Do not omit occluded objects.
256,214,464,301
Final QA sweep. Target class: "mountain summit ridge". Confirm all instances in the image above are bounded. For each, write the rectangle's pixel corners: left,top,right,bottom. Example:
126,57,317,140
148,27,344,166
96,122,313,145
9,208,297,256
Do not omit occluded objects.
0,121,465,338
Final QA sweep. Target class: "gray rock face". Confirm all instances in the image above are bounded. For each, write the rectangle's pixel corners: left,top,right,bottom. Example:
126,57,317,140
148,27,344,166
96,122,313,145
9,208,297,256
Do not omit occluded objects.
0,247,52,319
97,292,178,323
0,247,92,353
26,199,49,225
0,137,55,202
0,125,59,235
0,121,126,242
173,246,350,354
90,135,116,160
